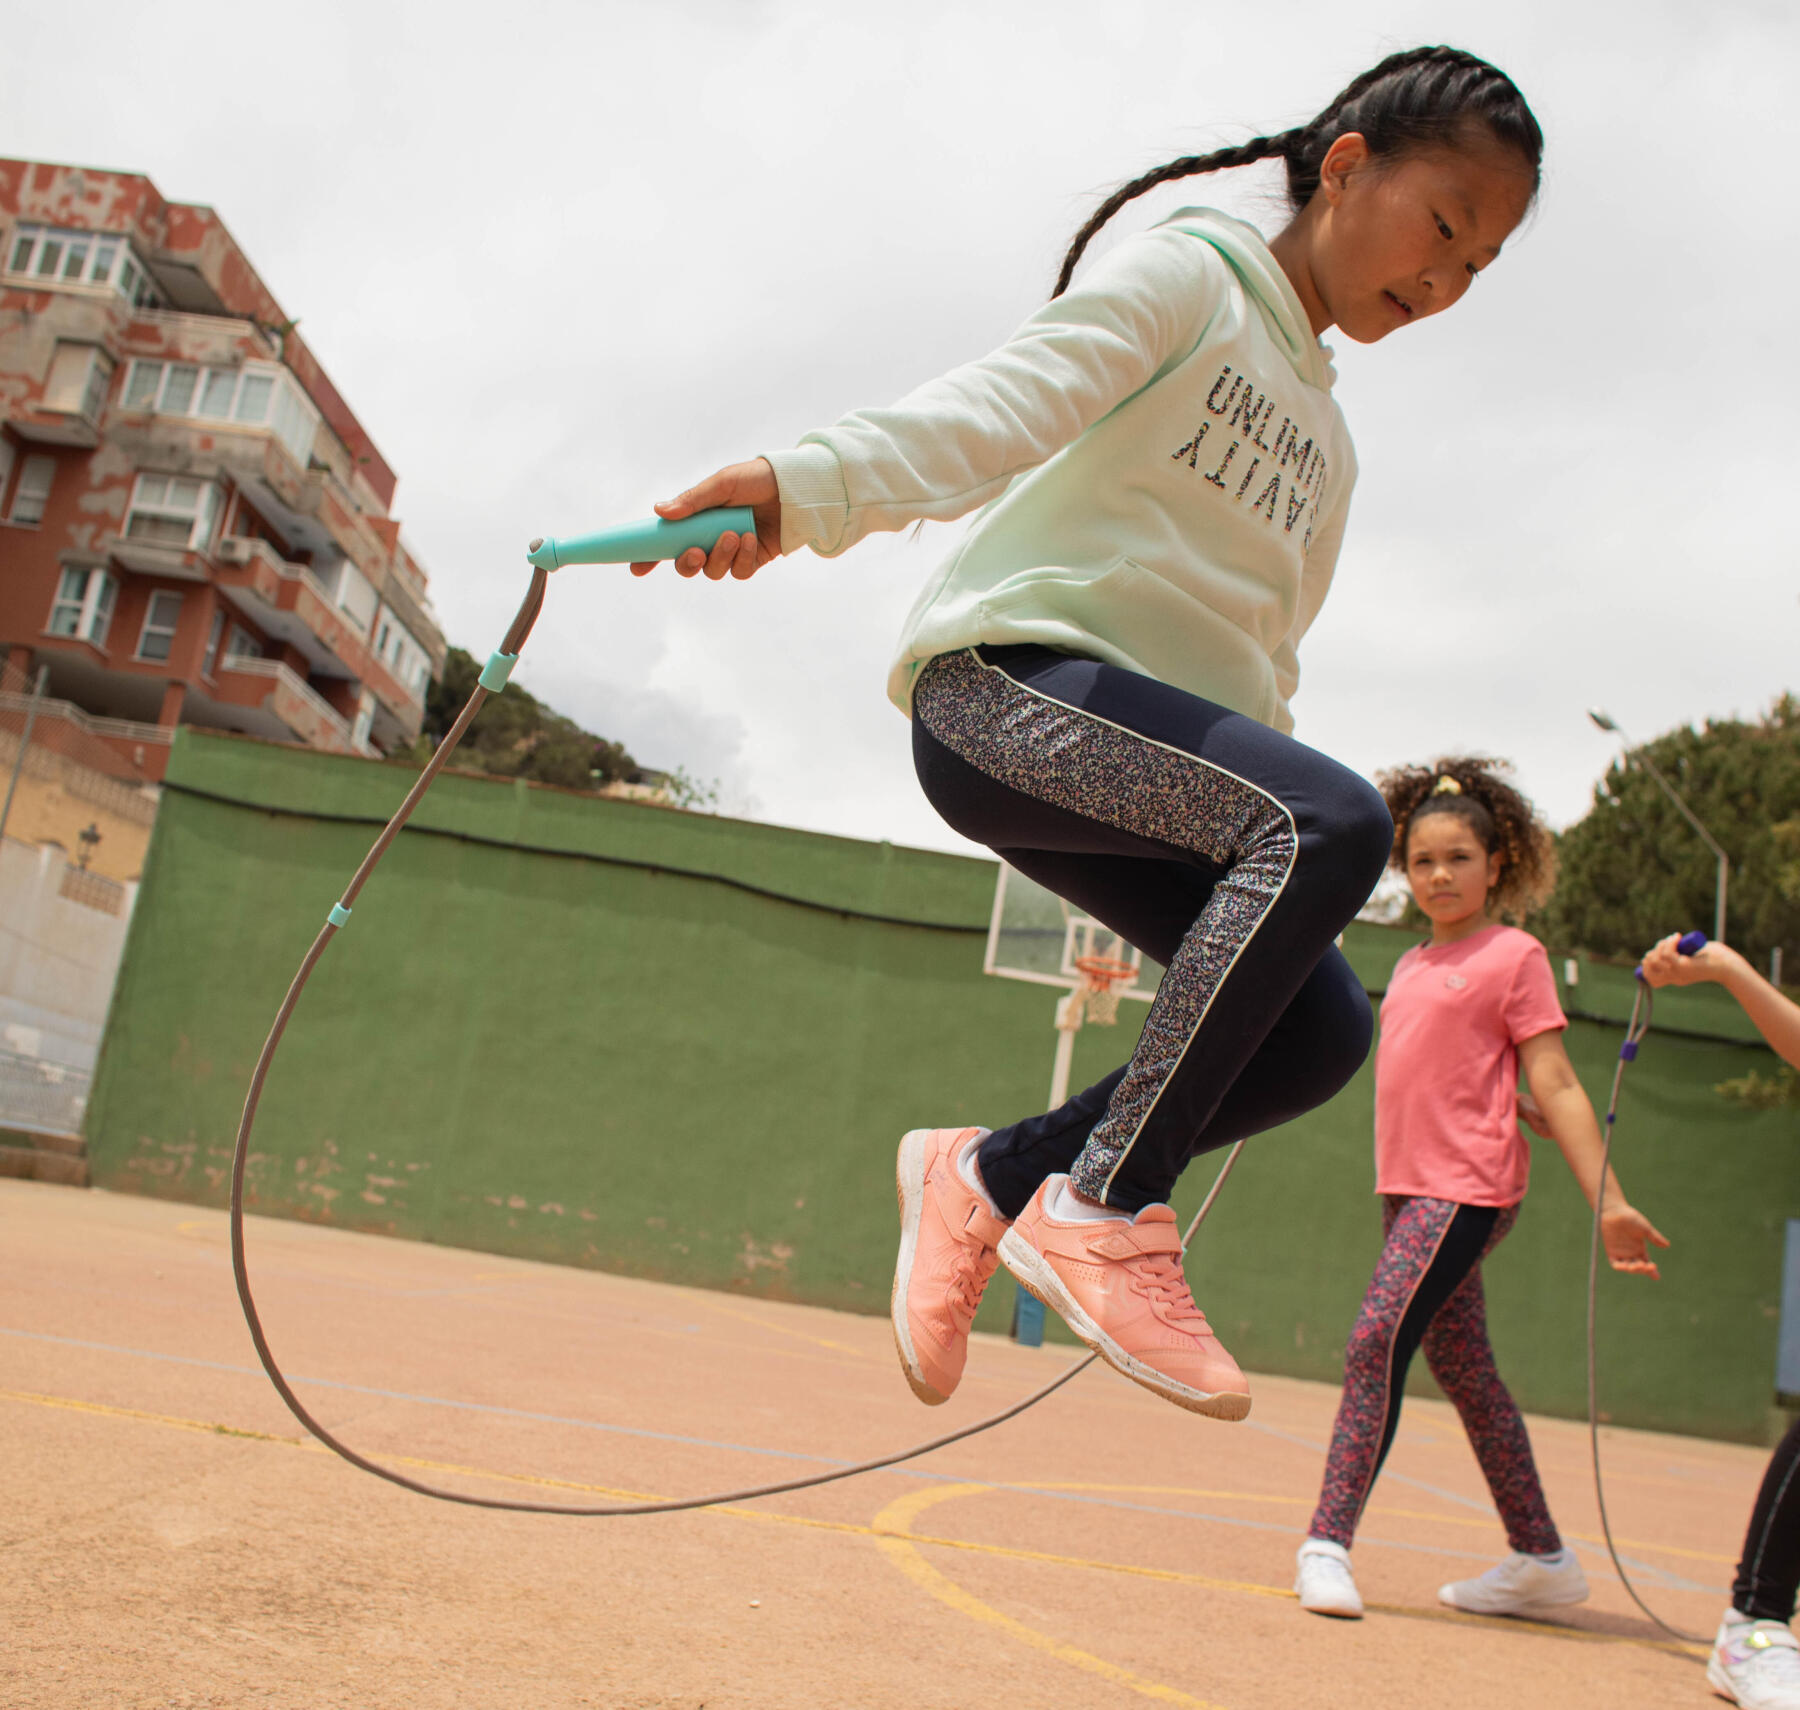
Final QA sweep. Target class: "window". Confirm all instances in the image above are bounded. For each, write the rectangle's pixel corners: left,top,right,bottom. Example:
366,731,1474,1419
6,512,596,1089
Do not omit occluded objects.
0,441,13,506
223,624,262,664
119,359,318,463
3,224,162,308
350,696,375,750
124,474,220,552
43,343,114,422
8,455,55,526
135,591,184,663
318,559,377,632
201,609,224,677
47,568,117,646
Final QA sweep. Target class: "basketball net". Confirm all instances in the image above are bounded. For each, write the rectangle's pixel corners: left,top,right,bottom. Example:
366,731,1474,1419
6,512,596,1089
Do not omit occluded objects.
1056,954,1136,1032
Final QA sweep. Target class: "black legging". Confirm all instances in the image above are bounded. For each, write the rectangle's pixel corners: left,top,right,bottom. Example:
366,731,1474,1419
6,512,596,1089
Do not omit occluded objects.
912,644,1391,1215
1736,1414,1800,1623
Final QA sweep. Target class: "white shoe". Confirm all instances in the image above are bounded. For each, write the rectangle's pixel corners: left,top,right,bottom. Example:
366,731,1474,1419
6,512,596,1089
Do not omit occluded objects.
1708,1607,1800,1708
1295,1538,1364,1619
1437,1548,1588,1616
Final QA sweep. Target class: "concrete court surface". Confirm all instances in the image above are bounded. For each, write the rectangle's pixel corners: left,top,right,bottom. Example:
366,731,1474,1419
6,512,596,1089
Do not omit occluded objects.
0,1178,1770,1710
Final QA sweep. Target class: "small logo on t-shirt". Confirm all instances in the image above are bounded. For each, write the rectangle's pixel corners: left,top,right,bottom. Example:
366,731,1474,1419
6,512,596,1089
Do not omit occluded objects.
1445,974,1468,990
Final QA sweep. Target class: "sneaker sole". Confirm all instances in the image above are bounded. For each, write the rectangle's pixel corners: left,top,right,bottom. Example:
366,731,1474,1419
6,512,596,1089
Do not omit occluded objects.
891,1130,949,1407
1437,1583,1590,1617
1704,1656,1740,1702
997,1227,1251,1421
1297,1596,1364,1620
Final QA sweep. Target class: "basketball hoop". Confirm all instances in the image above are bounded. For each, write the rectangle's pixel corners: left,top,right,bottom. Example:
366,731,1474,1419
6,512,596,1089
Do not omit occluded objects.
1072,953,1136,1027
984,862,1155,1111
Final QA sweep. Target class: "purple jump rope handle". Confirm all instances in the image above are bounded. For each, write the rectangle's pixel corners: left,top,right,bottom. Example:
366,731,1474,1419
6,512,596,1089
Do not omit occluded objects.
1621,932,1710,1061
1634,930,1708,982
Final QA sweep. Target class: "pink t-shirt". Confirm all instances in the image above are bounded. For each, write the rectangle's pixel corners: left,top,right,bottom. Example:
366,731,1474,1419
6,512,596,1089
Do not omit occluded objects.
1374,923,1567,1207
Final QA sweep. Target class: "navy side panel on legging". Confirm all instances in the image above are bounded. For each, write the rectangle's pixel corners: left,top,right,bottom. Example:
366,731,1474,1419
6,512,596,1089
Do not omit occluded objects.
1735,1413,1800,1623
911,644,1391,1215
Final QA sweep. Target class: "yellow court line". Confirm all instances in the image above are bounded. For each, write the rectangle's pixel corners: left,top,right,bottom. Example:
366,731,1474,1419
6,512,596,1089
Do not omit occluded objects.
692,1297,870,1359
874,1482,1706,1659
1017,1480,1735,1566
872,1484,1233,1710
0,1387,1708,1664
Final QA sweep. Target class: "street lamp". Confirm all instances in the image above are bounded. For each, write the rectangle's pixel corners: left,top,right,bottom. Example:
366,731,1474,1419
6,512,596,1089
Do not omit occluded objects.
1587,707,1729,945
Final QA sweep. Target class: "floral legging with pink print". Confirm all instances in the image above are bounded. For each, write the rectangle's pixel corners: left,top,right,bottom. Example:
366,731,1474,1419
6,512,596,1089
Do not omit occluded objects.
1308,1194,1561,1554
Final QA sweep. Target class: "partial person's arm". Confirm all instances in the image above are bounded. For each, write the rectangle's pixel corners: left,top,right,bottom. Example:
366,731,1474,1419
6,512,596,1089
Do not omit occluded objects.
1640,936,1800,1069
1516,1029,1670,1277
636,225,1225,579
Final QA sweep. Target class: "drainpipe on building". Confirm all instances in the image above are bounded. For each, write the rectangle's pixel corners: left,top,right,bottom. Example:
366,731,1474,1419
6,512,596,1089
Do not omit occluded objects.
0,665,49,849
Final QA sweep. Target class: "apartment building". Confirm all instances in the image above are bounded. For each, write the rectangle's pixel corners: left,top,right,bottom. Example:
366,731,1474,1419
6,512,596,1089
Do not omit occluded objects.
0,159,446,779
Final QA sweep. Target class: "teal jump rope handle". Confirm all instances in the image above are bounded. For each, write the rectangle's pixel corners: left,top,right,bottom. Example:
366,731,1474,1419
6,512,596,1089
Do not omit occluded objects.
526,507,757,570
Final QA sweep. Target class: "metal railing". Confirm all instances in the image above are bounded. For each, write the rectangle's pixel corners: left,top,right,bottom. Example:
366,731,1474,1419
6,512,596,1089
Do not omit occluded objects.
0,1046,89,1138
218,656,360,749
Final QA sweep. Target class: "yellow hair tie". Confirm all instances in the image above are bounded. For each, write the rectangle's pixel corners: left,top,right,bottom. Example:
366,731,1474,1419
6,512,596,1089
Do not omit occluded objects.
1432,775,1463,796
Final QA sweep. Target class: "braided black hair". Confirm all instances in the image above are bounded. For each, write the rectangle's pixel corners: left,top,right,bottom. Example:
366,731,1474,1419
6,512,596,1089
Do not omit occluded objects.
1053,45,1543,297
1379,755,1557,921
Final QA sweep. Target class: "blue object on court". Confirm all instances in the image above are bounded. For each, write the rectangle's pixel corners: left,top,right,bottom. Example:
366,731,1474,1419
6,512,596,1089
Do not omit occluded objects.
1011,1285,1046,1348
328,903,351,928
1779,1221,1800,1403
479,649,519,692
526,507,757,571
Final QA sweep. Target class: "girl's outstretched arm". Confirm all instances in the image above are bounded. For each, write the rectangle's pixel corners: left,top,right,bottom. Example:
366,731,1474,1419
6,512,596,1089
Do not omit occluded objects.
1640,935,1800,1070
1516,1030,1670,1277
629,459,782,582
632,222,1230,580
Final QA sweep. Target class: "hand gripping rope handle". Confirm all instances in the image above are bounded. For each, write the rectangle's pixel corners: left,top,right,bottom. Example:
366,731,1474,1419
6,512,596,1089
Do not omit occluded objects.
1587,929,1708,1641
229,509,1247,1517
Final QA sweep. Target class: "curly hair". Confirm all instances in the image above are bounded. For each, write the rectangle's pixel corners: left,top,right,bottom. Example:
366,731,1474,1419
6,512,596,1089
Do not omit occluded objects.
1377,755,1557,920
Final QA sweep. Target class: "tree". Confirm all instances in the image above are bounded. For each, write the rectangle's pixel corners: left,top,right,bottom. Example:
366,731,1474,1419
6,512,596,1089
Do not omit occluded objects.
410,647,640,790
1535,696,1800,973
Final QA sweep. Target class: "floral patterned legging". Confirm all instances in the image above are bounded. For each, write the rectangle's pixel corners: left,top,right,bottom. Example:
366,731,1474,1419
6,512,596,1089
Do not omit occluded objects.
1308,1194,1562,1555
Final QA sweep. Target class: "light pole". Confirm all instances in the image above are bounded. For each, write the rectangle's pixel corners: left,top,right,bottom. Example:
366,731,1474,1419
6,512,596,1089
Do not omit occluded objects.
1587,707,1729,945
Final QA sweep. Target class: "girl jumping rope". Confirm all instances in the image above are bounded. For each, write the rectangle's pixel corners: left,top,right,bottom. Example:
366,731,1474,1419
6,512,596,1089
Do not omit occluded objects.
1640,933,1800,1710
633,48,1544,1420
1293,760,1668,1620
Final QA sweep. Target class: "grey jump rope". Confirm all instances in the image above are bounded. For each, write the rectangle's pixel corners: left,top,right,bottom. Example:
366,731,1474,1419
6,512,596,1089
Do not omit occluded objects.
1588,938,1709,1644
227,526,1704,1639
226,543,1247,1517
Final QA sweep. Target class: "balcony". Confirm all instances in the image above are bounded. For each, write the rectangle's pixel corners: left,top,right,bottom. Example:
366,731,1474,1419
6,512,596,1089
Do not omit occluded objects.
210,657,376,758
9,394,104,450
214,536,422,727
10,343,114,450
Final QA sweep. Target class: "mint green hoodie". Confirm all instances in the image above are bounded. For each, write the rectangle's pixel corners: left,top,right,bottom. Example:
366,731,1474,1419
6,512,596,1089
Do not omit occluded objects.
764,208,1355,735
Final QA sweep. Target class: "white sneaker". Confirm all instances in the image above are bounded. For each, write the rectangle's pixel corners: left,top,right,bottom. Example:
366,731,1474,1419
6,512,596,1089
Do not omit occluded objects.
1708,1608,1800,1708
1437,1548,1588,1616
1295,1538,1364,1619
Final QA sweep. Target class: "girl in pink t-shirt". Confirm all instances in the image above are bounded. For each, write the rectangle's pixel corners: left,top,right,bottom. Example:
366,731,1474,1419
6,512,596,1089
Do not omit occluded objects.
1293,758,1669,1622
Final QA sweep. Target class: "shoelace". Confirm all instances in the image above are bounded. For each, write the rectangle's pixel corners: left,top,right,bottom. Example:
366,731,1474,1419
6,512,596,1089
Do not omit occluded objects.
946,1241,1000,1324
1133,1248,1209,1330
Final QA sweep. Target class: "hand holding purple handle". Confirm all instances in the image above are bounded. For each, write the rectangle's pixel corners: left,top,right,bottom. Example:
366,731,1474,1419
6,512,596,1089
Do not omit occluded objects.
1635,931,1708,981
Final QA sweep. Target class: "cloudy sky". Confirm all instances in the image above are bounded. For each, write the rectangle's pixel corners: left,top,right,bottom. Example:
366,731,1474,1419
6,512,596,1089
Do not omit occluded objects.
6,0,1794,855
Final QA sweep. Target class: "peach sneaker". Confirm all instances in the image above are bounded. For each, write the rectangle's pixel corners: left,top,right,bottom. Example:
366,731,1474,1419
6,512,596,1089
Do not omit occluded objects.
891,1127,1010,1405
998,1175,1250,1419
